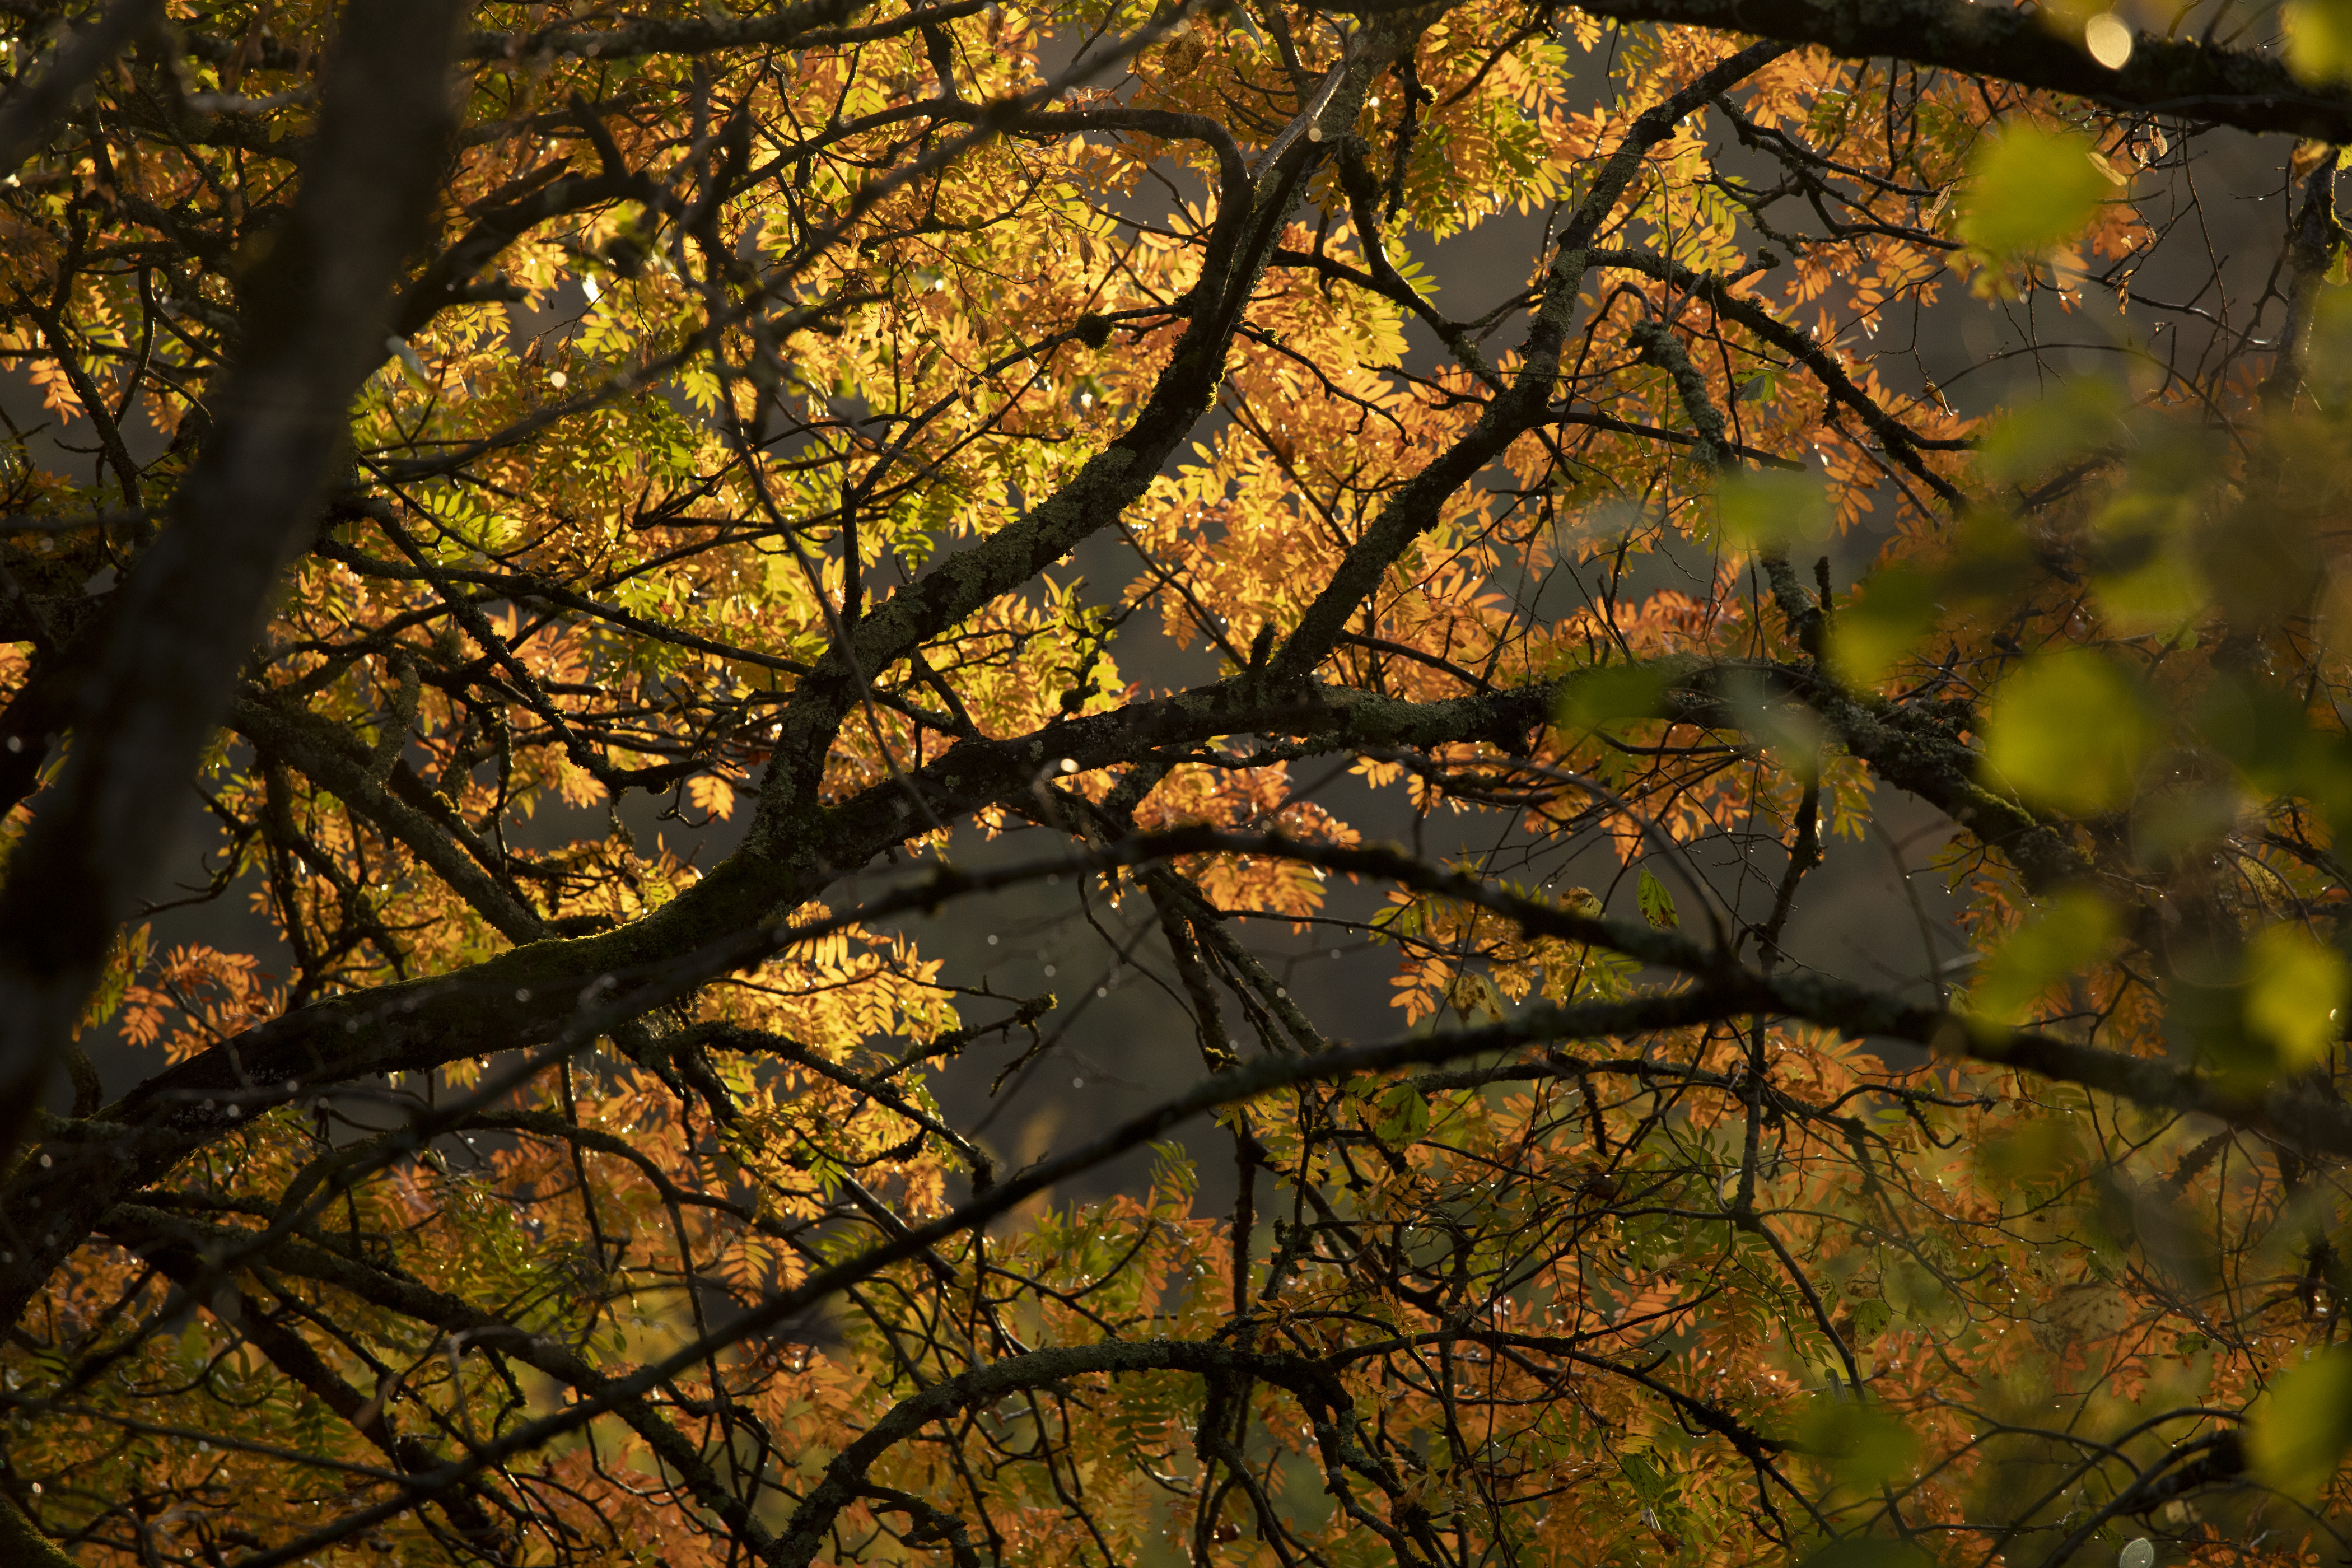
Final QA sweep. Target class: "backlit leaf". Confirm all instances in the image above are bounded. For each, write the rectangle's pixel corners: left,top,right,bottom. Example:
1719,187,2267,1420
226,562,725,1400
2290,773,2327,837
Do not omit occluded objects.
2286,0,2352,82
1637,867,1679,929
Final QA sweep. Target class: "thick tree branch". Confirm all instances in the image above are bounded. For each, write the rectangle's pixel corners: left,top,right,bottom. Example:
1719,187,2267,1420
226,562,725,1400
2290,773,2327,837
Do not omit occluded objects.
462,0,869,61
0,0,470,1161
1564,0,2352,144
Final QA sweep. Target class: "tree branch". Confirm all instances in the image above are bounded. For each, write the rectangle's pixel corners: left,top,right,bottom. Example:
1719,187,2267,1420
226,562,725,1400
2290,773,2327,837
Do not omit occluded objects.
0,0,470,1162
0,0,164,177
1564,0,2352,144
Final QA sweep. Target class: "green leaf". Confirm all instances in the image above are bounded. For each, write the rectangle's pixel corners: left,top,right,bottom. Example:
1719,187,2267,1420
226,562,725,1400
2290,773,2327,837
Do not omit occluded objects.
1971,888,2118,1025
1374,1082,1432,1144
1616,1451,1674,1505
2287,0,2352,82
2249,1347,2352,1498
1637,867,1679,930
1556,664,1666,731
1976,381,2129,486
2243,923,2348,1071
1715,468,1832,549
1981,650,2159,813
1796,1398,1920,1487
1957,125,2110,256
1826,564,1936,688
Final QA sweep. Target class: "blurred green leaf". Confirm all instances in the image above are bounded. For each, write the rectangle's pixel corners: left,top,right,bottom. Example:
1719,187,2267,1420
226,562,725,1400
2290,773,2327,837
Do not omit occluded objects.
1716,468,1832,549
1982,650,2159,813
2286,0,2352,83
2193,676,2352,840
1977,382,2129,486
1972,887,2117,1024
1796,1398,1920,1487
2304,288,2352,402
1723,671,1827,781
2088,430,2210,639
2249,1347,2352,1498
2243,923,2347,1071
1557,665,1666,731
1827,565,1937,688
2091,461,2210,635
1976,1113,2086,1183
2195,678,2318,792
1956,125,2110,256
2091,1167,2215,1295
2093,540,2206,636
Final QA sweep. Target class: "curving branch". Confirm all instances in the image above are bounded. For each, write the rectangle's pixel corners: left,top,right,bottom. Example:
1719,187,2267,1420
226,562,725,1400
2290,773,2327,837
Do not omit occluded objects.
128,991,1735,1568
230,692,550,945
754,21,1415,816
1589,248,1969,503
776,1340,1357,1568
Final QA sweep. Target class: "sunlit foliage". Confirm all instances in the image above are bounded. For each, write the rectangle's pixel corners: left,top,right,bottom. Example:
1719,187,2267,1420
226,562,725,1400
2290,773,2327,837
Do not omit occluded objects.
3,0,2352,1565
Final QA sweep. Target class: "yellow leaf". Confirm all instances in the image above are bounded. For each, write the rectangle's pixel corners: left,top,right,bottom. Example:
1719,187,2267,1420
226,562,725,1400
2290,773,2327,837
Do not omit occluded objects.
688,774,737,820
